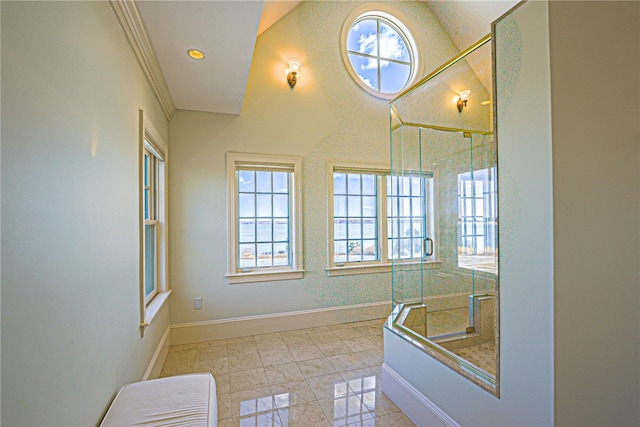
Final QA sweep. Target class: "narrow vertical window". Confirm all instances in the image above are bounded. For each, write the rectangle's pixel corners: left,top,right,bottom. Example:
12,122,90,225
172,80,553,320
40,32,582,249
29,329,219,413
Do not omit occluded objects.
143,146,159,303
139,110,170,335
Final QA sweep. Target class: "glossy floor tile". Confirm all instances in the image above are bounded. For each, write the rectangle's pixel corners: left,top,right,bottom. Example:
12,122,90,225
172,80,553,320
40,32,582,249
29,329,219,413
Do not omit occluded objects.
160,318,416,426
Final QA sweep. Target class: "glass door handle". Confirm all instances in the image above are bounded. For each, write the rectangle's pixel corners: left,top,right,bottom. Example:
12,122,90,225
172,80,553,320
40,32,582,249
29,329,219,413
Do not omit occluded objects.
423,237,434,257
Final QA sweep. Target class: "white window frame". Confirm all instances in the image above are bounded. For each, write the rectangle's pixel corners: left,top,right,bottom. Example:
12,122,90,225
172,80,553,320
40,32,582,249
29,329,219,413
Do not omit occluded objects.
226,152,304,284
327,162,439,277
139,110,170,335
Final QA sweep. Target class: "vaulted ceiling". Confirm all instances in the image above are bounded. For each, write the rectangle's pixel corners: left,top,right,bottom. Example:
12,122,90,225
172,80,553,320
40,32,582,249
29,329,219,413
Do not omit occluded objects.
125,0,517,118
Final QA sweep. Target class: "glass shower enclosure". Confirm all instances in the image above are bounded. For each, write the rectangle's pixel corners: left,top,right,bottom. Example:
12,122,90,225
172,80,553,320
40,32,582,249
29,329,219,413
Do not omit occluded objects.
387,35,499,394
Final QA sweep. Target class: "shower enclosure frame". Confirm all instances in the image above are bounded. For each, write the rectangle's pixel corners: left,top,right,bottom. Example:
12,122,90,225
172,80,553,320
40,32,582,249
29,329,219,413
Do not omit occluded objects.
385,34,500,396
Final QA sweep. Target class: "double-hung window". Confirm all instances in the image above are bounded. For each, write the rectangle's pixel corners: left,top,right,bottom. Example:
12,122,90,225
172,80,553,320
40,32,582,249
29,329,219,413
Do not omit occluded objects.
327,163,435,276
143,147,159,303
139,110,170,335
227,153,303,284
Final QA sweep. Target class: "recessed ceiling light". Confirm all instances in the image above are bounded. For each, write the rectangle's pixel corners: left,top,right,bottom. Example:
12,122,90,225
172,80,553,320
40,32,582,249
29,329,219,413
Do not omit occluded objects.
187,49,205,60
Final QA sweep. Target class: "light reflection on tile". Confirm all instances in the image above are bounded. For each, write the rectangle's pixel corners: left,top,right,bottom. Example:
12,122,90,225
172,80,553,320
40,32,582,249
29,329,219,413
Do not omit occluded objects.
159,317,418,427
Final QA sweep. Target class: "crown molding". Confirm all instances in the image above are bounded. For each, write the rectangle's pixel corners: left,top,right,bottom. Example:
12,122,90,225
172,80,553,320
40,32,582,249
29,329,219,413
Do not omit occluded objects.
109,0,176,120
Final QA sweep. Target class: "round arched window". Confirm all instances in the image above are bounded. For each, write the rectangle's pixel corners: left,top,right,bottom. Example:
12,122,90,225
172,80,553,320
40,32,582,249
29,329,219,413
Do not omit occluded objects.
341,9,418,98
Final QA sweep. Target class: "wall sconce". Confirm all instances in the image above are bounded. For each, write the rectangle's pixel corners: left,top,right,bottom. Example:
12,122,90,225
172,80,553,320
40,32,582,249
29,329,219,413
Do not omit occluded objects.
457,90,471,112
287,59,301,88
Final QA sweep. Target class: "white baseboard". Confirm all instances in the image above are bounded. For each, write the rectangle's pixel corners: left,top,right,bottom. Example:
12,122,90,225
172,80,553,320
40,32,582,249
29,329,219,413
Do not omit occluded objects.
142,326,171,380
170,301,391,345
381,363,459,427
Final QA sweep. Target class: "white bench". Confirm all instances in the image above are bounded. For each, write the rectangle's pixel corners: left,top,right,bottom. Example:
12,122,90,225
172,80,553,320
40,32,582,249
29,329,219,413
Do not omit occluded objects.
101,373,217,426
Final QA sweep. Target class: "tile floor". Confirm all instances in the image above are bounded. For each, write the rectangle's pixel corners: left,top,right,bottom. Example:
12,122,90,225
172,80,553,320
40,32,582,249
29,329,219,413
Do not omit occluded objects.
160,318,416,426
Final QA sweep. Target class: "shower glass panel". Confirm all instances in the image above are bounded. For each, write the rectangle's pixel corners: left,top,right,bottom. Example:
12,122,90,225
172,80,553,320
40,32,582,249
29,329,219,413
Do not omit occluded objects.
388,35,499,394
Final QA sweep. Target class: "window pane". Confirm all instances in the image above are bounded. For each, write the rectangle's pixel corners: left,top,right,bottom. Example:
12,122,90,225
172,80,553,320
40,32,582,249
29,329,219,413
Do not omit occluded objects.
274,219,289,242
334,219,347,240
347,196,362,216
411,219,423,237
362,240,377,260
348,219,362,239
256,171,272,193
144,154,149,186
411,196,422,216
238,220,255,243
273,194,288,217
363,218,376,239
379,21,410,62
412,238,422,258
257,194,272,217
239,244,256,268
273,243,289,266
399,177,411,196
273,172,288,193
347,174,361,195
399,219,411,238
257,220,273,242
347,241,362,262
239,194,255,217
334,195,347,217
334,173,347,194
144,188,150,220
388,176,397,195
335,241,347,263
362,196,376,217
362,175,376,195
475,199,484,216
380,62,411,94
411,177,421,196
402,197,411,217
389,196,398,217
257,243,273,267
388,218,397,238
348,18,377,54
348,54,378,91
239,170,255,192
144,223,156,298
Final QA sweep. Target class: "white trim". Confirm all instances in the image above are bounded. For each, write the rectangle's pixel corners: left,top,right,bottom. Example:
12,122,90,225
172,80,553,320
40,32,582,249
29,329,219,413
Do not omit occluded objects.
170,301,391,345
142,326,171,381
142,290,172,328
381,363,460,427
109,0,175,120
226,269,304,284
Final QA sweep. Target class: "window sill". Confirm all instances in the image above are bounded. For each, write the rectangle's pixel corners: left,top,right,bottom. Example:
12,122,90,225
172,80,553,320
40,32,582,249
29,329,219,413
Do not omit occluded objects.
226,269,305,284
326,260,442,277
141,290,171,331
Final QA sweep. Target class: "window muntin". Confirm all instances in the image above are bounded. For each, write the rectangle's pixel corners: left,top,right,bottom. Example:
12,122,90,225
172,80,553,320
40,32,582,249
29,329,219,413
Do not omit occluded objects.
457,168,497,273
227,153,304,284
329,165,434,272
342,10,417,98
